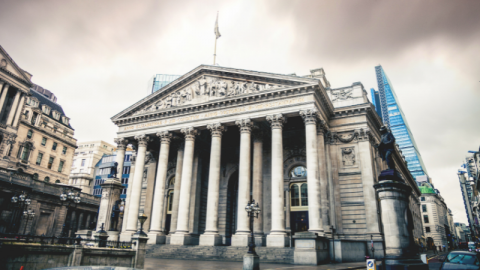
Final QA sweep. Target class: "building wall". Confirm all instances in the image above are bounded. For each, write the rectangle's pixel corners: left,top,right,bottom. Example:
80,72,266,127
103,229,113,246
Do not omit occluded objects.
420,193,448,250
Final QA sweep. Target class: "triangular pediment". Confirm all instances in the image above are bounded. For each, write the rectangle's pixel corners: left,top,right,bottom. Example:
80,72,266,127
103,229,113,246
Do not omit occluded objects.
112,65,319,121
0,46,32,83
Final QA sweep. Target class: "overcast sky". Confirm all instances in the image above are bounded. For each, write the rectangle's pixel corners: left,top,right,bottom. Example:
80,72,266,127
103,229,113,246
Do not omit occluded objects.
1,0,479,224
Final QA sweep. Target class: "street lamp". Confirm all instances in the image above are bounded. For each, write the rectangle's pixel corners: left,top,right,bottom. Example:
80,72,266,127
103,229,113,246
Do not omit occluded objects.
22,208,35,235
134,213,148,237
59,188,81,237
245,199,261,254
10,191,31,233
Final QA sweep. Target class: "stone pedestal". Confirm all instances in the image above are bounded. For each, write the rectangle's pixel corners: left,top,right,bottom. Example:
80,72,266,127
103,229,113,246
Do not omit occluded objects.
170,233,199,245
132,234,149,269
374,169,428,270
97,178,124,232
232,234,252,247
243,253,260,270
147,233,166,245
293,232,329,265
199,233,222,246
266,234,289,247
254,234,266,247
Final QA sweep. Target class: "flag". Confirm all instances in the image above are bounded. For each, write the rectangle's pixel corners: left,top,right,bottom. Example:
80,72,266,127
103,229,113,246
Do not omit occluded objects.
214,12,221,39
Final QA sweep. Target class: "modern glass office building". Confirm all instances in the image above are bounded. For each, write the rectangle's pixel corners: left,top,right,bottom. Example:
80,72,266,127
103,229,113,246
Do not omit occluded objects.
152,74,181,93
92,151,133,199
370,88,382,117
373,65,428,180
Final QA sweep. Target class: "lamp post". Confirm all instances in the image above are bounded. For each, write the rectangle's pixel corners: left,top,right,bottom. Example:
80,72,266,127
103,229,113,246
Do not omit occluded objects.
59,188,81,237
22,208,35,235
134,213,148,237
10,191,31,233
244,199,261,270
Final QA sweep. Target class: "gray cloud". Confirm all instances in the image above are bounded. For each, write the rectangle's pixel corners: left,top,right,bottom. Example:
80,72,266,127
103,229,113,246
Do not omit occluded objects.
1,0,479,223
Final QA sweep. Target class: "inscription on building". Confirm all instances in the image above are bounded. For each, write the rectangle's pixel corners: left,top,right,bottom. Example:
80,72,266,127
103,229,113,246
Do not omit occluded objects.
121,97,308,132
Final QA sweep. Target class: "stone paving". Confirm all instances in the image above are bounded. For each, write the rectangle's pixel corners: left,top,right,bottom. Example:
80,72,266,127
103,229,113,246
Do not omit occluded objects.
145,257,367,270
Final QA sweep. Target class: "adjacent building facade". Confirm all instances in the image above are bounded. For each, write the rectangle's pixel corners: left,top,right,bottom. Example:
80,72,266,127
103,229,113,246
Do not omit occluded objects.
152,74,181,93
419,182,449,251
372,65,428,180
69,140,115,194
106,64,423,261
92,150,133,198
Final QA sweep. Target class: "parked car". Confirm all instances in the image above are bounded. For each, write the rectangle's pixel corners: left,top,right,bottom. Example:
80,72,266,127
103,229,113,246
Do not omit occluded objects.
440,251,480,269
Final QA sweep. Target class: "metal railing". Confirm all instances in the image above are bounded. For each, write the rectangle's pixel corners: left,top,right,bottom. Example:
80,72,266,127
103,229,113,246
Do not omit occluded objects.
0,233,134,249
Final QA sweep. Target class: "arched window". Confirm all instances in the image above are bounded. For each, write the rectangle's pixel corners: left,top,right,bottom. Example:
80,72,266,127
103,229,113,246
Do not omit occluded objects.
290,166,307,178
33,173,39,180
27,130,33,139
169,177,175,188
45,176,50,182
290,182,308,209
55,180,60,183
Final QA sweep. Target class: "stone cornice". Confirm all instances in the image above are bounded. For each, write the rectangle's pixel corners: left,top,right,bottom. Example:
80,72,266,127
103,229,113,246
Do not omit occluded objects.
114,84,317,127
20,120,78,148
111,65,319,122
0,68,32,91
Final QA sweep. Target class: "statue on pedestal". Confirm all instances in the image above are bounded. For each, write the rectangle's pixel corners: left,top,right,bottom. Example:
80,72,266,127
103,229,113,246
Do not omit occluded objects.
110,162,118,178
378,126,396,170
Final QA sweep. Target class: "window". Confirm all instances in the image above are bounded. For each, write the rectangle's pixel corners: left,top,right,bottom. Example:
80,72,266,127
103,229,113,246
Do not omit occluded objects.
33,173,38,180
52,142,57,150
19,143,32,162
290,166,307,178
36,153,43,165
41,137,47,146
55,180,60,183
300,183,308,206
167,190,174,213
123,166,131,174
61,116,69,125
48,157,54,169
62,146,67,154
27,130,33,139
423,215,429,224
291,184,300,206
125,155,131,162
121,178,128,184
31,112,38,125
290,182,308,208
420,197,425,201
52,110,61,120
71,159,76,167
58,160,64,172
425,227,431,233
422,205,427,212
42,105,51,115
44,176,50,182
121,188,127,195
81,159,86,166
103,156,115,163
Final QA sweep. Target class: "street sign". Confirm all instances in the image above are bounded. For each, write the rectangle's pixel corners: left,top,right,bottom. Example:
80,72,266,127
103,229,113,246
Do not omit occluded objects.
367,259,376,270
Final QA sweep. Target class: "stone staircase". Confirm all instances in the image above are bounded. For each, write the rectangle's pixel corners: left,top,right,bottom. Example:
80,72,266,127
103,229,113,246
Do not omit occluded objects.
146,245,294,264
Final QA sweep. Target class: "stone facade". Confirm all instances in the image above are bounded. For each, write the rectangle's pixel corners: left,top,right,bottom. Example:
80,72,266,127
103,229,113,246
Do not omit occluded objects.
419,188,449,251
109,65,423,261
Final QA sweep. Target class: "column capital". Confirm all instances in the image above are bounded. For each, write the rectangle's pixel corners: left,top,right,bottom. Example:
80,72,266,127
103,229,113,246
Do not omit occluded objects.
207,123,226,137
114,138,129,150
134,134,150,147
300,109,319,125
316,120,329,135
156,131,173,144
180,127,198,141
235,118,254,133
266,114,286,129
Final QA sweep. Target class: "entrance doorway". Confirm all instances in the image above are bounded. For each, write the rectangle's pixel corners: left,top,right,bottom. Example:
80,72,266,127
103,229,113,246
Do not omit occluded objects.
225,171,238,245
289,181,309,234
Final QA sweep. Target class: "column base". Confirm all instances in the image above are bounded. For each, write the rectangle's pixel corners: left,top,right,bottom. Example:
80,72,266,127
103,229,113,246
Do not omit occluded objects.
147,232,166,244
170,233,199,245
254,234,266,246
267,234,289,247
243,253,260,270
232,233,252,247
119,231,134,242
199,233,223,246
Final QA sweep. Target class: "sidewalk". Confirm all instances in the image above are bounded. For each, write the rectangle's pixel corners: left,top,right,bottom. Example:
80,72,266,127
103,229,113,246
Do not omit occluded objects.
145,257,367,270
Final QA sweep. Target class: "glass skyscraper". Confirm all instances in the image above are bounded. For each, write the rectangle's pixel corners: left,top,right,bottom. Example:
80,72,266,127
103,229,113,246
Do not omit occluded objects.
373,65,428,180
152,74,181,93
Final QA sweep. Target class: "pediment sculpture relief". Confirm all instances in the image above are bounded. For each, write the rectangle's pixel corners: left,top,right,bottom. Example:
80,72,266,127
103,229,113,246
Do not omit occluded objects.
133,75,289,115
330,88,353,101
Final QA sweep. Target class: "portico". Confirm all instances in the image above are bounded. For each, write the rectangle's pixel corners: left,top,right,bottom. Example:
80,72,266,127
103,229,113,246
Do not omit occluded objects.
110,65,422,260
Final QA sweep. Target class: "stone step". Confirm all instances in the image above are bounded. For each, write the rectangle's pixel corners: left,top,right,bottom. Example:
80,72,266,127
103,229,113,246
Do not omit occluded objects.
146,245,294,264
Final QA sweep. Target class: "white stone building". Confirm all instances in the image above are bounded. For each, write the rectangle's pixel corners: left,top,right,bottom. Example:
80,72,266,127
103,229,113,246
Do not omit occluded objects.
419,183,449,251
105,65,424,262
69,140,115,194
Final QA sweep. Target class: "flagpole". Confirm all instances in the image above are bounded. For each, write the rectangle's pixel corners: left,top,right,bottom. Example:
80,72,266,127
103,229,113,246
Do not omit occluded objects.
213,36,217,65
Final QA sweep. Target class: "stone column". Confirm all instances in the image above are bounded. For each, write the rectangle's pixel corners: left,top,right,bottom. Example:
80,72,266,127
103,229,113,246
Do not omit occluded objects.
85,213,91,230
252,129,265,246
266,114,289,247
232,119,254,246
148,131,172,244
200,123,225,246
300,109,324,235
78,212,85,230
70,210,77,237
6,90,21,126
316,121,330,228
114,138,129,178
12,94,25,127
0,83,9,113
171,127,197,245
169,140,184,235
124,135,150,237
285,187,291,234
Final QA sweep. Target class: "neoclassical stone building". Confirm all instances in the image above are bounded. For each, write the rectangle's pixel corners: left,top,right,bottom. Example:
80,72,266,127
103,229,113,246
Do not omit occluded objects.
111,65,423,253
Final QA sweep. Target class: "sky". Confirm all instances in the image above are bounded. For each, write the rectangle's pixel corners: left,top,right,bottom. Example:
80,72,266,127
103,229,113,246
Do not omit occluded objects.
1,0,479,223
